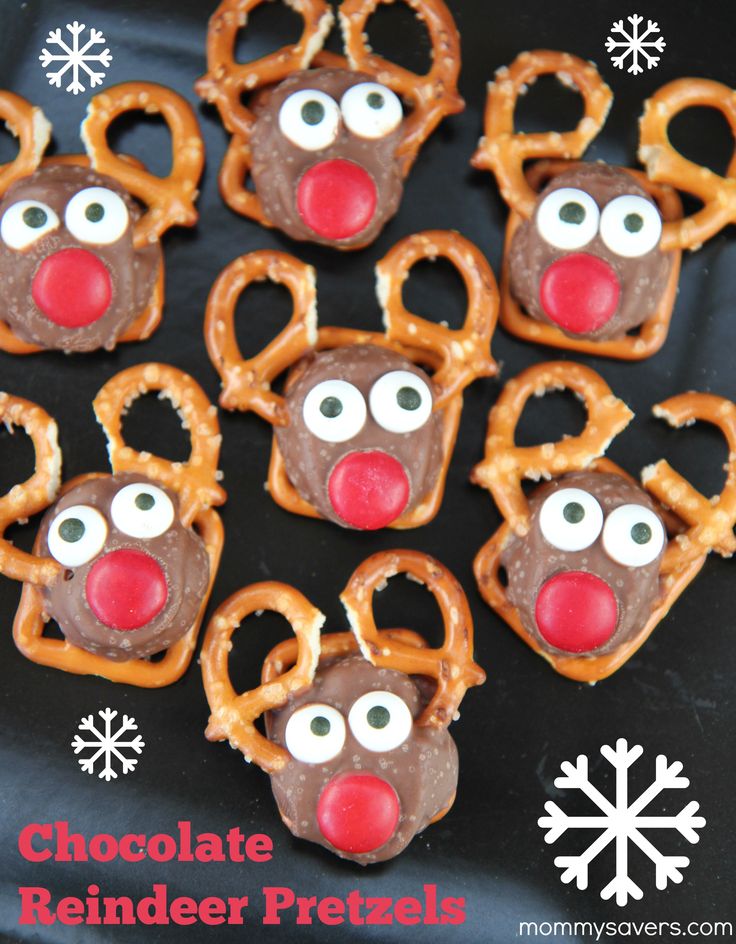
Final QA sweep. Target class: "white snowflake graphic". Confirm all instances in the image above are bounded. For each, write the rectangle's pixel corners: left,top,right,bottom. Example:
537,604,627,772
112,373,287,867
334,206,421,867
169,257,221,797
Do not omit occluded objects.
539,739,705,906
72,708,144,782
605,14,666,75
39,21,112,96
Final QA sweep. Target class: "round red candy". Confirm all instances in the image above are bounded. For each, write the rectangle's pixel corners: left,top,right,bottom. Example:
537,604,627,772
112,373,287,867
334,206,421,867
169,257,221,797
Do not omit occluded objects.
86,549,168,631
32,248,112,327
328,450,409,529
296,159,377,240
539,253,620,334
317,773,400,854
535,570,618,653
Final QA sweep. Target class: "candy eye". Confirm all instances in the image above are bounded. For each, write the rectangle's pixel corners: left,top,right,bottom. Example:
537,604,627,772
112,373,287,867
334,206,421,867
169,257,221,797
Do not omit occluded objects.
340,82,402,139
599,194,663,258
368,370,433,434
602,503,665,566
348,691,413,753
0,200,60,250
110,483,175,539
285,703,346,764
302,379,367,443
64,187,129,245
278,89,341,151
536,187,600,250
539,487,604,552
47,504,108,567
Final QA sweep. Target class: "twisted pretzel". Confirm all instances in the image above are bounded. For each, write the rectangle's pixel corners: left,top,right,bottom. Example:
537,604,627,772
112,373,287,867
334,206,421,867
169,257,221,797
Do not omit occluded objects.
471,50,613,219
470,362,634,536
0,91,51,196
340,550,485,729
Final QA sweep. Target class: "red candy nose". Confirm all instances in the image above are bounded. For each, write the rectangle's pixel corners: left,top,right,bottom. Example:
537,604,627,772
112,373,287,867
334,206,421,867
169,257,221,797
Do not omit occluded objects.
297,159,377,240
535,571,618,653
317,773,400,854
328,451,409,530
539,253,620,334
32,248,112,328
86,549,168,631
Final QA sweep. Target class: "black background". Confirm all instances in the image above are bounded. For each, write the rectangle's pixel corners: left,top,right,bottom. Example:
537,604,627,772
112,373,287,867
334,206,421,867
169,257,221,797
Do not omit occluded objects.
1,0,735,941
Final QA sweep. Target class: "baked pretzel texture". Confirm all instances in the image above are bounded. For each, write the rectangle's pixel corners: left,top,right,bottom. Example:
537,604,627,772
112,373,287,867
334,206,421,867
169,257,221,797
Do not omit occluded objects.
201,550,484,862
1,364,226,687
0,83,203,353
472,50,736,359
205,230,498,529
471,362,736,682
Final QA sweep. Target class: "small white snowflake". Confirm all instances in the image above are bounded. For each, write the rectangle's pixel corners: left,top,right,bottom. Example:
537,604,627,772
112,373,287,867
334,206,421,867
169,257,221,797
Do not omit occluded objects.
71,708,144,782
39,21,112,96
539,739,705,906
605,14,666,75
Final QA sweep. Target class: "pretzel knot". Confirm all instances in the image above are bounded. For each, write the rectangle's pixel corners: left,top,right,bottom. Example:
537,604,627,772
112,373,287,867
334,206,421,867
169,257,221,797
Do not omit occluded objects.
0,91,51,195
471,362,634,536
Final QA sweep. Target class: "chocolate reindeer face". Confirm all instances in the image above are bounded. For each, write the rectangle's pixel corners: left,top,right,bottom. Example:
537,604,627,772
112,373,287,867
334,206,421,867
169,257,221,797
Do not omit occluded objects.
251,69,404,248
509,165,673,340
276,345,443,529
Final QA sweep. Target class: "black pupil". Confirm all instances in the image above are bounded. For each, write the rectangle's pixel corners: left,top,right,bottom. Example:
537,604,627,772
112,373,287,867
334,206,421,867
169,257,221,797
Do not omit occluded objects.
367,91,384,110
397,387,421,411
367,705,390,729
310,716,330,737
563,501,585,524
631,522,652,545
624,213,643,233
135,493,155,511
320,396,343,418
559,202,585,225
85,202,105,223
59,518,85,543
22,206,47,229
301,101,325,125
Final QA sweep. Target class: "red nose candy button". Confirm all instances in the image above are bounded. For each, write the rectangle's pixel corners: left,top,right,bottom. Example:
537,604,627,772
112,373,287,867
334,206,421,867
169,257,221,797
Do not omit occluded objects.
86,549,168,631
297,159,377,240
328,451,410,530
539,253,620,334
32,248,112,328
317,773,400,854
535,571,618,653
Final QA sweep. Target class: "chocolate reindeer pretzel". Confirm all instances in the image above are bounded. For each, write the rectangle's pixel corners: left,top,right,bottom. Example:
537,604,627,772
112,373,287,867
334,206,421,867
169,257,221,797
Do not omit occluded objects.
472,51,736,359
471,362,736,682
0,83,203,352
205,230,498,530
195,0,463,249
201,549,485,863
1,364,226,686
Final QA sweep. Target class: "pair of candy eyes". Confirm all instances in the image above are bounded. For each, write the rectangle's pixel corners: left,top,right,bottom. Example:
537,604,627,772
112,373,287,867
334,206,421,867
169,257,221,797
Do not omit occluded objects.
47,483,174,568
285,691,413,764
539,487,666,566
302,370,432,443
536,188,663,258
279,82,402,152
0,186,129,251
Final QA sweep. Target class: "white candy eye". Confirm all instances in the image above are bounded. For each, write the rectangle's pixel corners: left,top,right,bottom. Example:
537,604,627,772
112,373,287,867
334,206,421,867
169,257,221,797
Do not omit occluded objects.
599,194,662,258
602,503,665,567
64,187,129,245
110,483,175,539
278,89,341,151
539,487,604,552
340,82,402,139
369,370,433,434
285,703,346,764
47,504,108,567
302,379,367,443
1,200,60,250
348,691,413,753
536,187,600,250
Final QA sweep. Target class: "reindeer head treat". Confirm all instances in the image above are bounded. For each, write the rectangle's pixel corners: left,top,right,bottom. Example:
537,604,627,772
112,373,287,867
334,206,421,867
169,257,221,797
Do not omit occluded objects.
471,362,736,682
195,0,463,249
0,84,204,353
471,51,736,359
202,550,485,863
0,364,226,686
205,230,498,530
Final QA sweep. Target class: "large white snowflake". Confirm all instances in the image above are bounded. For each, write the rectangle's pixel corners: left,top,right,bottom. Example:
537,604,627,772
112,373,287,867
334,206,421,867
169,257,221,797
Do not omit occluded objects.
39,21,112,96
605,14,666,75
72,708,144,782
539,739,705,906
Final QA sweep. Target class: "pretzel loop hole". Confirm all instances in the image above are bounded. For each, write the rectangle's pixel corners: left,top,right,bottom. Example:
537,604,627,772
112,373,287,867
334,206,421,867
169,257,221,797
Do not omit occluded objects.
0,91,51,196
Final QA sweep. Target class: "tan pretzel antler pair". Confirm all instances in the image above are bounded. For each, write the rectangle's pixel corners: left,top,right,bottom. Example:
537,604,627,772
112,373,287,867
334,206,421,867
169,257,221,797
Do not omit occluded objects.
202,550,485,774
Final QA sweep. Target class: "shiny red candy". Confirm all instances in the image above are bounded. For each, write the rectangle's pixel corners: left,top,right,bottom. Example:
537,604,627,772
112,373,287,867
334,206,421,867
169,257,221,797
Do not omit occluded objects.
32,248,112,327
535,570,618,653
317,773,400,854
539,253,620,333
86,549,168,631
297,159,377,240
328,450,409,529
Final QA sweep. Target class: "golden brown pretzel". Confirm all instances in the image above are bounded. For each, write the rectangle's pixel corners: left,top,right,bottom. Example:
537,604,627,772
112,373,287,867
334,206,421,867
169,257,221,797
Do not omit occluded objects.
0,91,51,196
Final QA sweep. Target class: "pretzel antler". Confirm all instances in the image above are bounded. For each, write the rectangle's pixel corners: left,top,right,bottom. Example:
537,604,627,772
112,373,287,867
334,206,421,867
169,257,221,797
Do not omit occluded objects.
81,82,204,248
0,92,51,196
204,251,318,424
340,550,485,729
376,230,498,409
471,50,613,219
639,78,736,251
0,393,62,587
471,362,634,536
201,582,325,774
93,363,226,527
